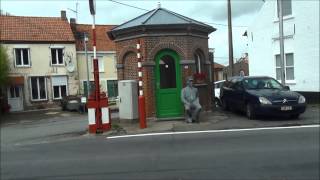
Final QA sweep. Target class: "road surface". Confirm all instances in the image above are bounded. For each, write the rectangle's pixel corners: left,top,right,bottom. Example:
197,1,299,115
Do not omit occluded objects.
1,125,319,180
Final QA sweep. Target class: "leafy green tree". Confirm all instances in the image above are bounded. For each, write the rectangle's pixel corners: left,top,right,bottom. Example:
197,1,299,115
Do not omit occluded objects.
0,45,10,86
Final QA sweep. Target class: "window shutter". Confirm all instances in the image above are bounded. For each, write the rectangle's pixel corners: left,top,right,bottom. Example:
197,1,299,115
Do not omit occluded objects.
13,49,16,68
29,49,32,67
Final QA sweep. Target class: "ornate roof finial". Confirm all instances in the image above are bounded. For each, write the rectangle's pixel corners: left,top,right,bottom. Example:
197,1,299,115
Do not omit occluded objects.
157,2,161,8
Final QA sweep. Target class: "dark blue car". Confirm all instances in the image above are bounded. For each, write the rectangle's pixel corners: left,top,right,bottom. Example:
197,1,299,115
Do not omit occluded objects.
220,76,306,119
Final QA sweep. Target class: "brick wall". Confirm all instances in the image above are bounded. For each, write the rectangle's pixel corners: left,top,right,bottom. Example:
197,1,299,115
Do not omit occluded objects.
115,35,212,118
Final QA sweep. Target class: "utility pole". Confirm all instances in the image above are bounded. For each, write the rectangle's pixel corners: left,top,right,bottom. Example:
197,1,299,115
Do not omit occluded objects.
227,0,234,77
277,0,286,85
84,33,90,98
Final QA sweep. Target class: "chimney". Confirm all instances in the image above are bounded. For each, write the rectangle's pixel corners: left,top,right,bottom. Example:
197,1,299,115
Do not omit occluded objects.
70,18,76,24
61,10,67,21
70,18,77,37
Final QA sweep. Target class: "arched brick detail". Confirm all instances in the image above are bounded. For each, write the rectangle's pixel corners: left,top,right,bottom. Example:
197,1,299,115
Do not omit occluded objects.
118,46,137,64
191,45,208,60
147,43,186,61
123,51,138,80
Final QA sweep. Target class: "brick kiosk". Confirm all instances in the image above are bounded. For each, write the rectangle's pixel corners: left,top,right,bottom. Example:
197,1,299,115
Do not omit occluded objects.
108,7,216,119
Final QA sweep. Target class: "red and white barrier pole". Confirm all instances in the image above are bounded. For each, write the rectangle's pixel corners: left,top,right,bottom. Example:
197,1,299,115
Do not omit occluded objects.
87,0,111,133
137,40,147,129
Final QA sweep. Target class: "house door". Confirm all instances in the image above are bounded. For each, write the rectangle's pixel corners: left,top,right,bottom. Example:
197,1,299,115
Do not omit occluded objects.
155,50,182,118
7,86,23,112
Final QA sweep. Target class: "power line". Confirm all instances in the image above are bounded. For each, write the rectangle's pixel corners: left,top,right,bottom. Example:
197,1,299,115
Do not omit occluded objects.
203,22,248,28
108,0,149,11
108,0,248,28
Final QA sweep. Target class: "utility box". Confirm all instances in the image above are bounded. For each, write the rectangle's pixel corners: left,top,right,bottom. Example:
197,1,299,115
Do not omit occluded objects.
118,80,139,119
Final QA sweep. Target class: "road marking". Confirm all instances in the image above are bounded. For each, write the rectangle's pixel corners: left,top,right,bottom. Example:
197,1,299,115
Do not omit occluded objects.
106,124,320,139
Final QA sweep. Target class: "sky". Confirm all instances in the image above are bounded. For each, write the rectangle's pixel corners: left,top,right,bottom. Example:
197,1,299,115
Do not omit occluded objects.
0,0,264,65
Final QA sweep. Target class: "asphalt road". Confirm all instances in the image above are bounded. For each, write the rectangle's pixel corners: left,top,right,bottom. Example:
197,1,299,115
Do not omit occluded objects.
1,126,319,180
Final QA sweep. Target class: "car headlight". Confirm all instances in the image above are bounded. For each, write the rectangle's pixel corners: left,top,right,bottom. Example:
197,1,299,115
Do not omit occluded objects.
259,97,272,105
298,96,306,104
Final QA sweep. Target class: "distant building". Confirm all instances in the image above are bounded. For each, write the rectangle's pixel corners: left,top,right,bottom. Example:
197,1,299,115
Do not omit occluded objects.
0,11,78,111
246,0,319,102
70,20,118,99
212,62,225,82
223,53,249,79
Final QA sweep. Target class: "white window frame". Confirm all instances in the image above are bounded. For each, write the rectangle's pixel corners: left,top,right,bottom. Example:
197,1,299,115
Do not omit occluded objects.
14,48,31,67
52,85,67,100
274,0,294,22
275,53,295,83
51,76,68,100
30,77,47,101
91,56,104,73
50,48,64,66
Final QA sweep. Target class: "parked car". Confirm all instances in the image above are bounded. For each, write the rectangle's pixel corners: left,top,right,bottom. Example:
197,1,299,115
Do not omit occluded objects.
220,76,306,119
213,80,225,107
61,95,86,112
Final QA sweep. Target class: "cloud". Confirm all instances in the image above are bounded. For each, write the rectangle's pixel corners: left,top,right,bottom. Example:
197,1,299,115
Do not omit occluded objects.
188,1,264,22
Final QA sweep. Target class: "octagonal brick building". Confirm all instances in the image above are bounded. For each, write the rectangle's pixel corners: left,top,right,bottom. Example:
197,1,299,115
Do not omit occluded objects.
108,7,216,119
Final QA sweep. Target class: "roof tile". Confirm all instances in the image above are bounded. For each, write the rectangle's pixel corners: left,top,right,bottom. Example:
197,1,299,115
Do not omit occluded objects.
74,24,116,51
0,15,75,42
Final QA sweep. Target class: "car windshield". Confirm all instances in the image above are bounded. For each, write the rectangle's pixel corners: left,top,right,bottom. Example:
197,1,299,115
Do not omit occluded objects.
243,78,284,90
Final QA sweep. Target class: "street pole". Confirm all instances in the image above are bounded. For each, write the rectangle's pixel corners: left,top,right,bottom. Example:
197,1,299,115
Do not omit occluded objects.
137,40,146,129
84,33,90,98
227,0,234,77
87,0,111,133
277,0,286,85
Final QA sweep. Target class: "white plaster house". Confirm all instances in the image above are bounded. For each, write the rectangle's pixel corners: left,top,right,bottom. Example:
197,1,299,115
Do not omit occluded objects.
246,0,319,102
0,12,79,111
70,20,118,99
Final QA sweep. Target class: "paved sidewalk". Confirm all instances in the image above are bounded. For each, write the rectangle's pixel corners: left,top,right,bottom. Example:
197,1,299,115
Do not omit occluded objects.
104,104,320,137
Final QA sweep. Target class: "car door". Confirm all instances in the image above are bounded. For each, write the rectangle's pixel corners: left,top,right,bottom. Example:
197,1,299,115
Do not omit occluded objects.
226,79,238,109
229,80,243,109
232,80,246,111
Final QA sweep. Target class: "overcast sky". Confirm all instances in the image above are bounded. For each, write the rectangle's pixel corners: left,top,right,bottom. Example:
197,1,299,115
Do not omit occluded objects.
1,0,264,65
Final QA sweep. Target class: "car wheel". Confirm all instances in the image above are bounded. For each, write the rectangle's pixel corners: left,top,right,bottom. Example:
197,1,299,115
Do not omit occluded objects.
221,98,229,111
246,103,256,120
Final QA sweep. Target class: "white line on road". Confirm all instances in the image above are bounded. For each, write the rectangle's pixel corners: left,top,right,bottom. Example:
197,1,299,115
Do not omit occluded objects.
106,124,320,139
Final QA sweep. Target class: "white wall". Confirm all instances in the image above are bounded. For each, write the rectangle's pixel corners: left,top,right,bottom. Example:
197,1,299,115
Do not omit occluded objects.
247,1,319,92
76,51,117,95
5,43,79,107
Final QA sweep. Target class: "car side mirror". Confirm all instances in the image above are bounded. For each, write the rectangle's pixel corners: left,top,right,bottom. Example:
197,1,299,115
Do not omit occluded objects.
283,86,290,91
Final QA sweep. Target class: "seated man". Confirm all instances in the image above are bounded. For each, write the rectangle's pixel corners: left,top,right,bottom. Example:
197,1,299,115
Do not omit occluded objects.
181,76,202,123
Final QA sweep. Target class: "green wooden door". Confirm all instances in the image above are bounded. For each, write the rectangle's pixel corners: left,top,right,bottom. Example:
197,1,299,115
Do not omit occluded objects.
155,50,183,118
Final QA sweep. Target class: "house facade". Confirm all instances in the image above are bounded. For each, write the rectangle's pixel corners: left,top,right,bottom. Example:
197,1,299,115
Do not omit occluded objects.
247,0,319,102
71,20,118,99
223,54,249,79
0,13,78,111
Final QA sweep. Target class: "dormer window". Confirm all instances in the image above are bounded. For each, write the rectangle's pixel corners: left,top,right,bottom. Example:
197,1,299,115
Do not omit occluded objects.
14,48,30,67
51,48,64,65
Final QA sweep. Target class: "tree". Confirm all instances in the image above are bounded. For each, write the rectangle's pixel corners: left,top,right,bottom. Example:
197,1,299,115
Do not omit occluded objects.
0,45,10,86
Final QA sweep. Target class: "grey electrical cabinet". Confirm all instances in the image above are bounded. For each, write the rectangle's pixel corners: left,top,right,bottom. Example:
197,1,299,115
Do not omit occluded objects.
118,80,139,119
